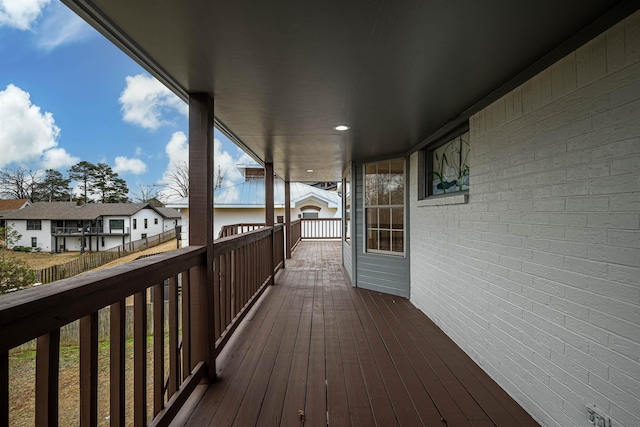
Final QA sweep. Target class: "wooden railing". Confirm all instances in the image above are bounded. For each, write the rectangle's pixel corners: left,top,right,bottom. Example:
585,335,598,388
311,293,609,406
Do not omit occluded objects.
301,218,341,239
211,226,284,354
290,219,302,251
217,223,265,239
0,225,284,427
51,226,131,235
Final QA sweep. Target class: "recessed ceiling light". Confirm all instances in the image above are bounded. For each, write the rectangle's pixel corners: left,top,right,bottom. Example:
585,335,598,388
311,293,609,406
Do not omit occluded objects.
333,124,350,131
306,169,314,173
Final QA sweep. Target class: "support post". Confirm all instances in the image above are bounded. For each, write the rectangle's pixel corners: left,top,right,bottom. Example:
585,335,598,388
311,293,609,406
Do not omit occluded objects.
265,163,275,283
285,180,291,259
265,163,274,226
188,92,216,380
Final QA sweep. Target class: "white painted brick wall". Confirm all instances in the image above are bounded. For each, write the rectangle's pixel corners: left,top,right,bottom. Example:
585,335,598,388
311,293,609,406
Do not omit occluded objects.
410,11,640,427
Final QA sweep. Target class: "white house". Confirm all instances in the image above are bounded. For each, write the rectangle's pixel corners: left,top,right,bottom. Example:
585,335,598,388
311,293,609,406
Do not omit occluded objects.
167,172,341,246
2,202,181,253
0,199,30,230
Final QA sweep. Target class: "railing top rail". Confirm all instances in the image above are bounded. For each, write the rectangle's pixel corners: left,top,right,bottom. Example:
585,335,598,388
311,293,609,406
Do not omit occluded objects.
214,224,283,256
0,245,206,352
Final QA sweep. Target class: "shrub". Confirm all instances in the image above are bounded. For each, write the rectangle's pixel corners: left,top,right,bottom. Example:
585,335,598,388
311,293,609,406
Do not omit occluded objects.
0,255,37,294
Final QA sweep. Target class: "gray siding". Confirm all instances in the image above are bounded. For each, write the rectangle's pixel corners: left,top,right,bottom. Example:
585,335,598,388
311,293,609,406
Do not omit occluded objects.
342,166,355,284
342,239,353,282
354,162,410,298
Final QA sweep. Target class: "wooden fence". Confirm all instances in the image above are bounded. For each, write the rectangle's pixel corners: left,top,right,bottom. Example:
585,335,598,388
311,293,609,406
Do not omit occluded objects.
35,229,177,284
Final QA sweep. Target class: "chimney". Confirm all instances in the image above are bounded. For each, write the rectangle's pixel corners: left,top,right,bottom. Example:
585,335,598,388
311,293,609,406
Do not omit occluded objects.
76,199,85,206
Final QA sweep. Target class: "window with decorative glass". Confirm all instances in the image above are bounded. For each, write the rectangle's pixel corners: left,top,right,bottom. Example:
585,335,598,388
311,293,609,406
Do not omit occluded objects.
364,159,404,255
428,131,470,196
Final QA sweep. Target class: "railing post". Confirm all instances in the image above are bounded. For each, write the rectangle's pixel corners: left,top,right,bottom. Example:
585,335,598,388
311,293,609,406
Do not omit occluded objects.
35,330,60,427
188,92,216,381
285,180,291,260
1,351,8,427
270,227,275,285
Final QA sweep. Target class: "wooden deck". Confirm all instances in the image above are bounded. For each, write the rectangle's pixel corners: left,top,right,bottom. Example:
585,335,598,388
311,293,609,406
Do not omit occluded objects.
174,241,539,427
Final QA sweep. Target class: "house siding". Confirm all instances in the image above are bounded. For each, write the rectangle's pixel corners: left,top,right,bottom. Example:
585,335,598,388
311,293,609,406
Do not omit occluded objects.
355,162,410,297
130,209,165,241
7,220,52,252
409,12,640,427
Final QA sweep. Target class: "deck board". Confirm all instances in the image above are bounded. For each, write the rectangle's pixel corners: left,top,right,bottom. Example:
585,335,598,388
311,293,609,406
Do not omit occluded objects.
176,241,539,427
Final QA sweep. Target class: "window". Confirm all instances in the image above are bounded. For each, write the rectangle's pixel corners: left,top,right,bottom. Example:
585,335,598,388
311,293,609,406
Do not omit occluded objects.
133,219,137,230
424,129,470,197
154,218,158,225
31,237,37,248
364,159,404,255
302,212,319,219
101,237,105,247
141,233,147,239
109,219,124,230
144,219,148,229
343,167,351,245
27,220,42,230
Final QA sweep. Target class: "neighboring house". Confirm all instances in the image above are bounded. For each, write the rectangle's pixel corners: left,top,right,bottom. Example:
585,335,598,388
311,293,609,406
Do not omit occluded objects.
1,202,181,253
0,199,30,229
167,175,341,247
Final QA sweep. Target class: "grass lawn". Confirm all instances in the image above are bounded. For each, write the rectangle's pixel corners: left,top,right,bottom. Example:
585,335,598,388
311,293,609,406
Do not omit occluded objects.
1,248,81,270
9,336,170,427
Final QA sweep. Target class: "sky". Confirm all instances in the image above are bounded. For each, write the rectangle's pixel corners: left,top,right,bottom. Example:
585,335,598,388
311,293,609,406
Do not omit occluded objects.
0,0,255,201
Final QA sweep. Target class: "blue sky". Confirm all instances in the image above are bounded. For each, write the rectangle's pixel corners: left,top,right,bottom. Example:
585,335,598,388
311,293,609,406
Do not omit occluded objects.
0,0,253,200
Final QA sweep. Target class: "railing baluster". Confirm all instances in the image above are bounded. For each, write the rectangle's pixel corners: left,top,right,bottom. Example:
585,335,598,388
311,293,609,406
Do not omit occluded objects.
80,312,98,427
110,300,125,427
1,350,8,427
213,257,221,340
153,283,164,416
169,276,179,396
35,330,60,427
181,270,191,380
134,291,147,426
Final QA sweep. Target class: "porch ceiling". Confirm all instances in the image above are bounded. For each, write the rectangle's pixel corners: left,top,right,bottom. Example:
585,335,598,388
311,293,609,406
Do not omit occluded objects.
63,0,634,182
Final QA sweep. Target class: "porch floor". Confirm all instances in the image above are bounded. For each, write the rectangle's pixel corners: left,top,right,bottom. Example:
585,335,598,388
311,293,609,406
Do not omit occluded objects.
174,241,539,427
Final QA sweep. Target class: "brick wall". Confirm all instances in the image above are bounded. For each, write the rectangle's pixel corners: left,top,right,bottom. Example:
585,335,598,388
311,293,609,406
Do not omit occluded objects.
410,11,640,427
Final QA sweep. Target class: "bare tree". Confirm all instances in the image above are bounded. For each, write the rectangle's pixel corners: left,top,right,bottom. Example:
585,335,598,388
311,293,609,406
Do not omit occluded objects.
163,161,226,200
164,160,190,198
132,183,161,203
215,165,225,190
0,167,44,201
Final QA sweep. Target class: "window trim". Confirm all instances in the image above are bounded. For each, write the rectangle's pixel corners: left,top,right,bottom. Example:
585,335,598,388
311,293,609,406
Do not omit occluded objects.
363,158,406,257
27,219,42,230
419,121,470,201
343,165,352,246
109,219,125,230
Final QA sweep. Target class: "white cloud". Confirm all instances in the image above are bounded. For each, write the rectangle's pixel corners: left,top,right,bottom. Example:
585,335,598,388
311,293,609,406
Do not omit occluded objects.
158,131,250,199
35,2,94,52
0,0,50,30
213,138,245,185
165,131,189,166
113,156,147,175
0,84,77,169
42,147,79,169
119,74,187,130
